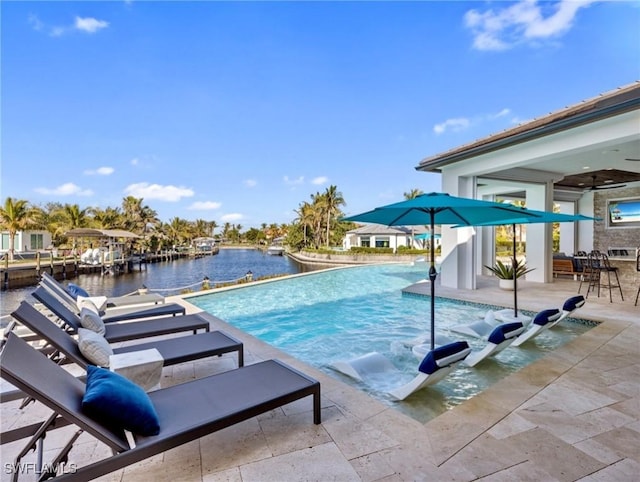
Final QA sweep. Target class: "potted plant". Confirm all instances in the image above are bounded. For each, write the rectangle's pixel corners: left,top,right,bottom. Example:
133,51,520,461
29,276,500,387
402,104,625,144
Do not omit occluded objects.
484,259,535,290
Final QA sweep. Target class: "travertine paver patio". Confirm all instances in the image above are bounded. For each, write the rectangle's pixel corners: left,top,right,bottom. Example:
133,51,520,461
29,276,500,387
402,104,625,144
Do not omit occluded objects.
1,276,638,481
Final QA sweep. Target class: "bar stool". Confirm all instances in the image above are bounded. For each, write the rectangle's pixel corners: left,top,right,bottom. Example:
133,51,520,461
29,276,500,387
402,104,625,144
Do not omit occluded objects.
583,251,602,298
635,253,640,306
595,252,624,302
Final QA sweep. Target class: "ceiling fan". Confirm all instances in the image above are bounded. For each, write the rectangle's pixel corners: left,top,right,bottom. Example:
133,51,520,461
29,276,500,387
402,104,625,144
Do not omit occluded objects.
585,174,626,191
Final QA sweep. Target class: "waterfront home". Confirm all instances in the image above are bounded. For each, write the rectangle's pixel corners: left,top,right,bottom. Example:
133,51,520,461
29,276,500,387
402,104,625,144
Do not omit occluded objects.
0,229,53,256
343,225,439,252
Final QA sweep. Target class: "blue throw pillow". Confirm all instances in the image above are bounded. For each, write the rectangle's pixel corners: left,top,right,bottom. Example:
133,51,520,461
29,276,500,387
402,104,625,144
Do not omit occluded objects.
82,365,160,436
67,283,90,300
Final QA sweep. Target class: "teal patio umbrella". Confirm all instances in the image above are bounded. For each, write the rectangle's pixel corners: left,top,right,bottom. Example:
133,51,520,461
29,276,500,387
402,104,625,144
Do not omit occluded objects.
459,209,598,320
343,192,542,350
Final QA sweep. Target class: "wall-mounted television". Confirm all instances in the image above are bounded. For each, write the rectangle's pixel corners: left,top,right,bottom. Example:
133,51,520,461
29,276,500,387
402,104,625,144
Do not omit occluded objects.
607,197,640,229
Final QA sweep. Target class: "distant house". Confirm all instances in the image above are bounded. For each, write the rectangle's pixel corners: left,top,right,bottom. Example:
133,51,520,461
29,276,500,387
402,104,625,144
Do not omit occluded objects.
0,230,52,254
343,225,438,253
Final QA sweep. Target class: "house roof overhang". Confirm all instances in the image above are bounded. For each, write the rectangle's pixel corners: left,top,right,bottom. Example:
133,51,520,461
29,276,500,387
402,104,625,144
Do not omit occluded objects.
415,82,640,196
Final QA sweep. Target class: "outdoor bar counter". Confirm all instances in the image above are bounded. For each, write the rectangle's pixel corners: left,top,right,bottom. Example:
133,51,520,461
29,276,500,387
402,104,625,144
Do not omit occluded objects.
606,256,638,297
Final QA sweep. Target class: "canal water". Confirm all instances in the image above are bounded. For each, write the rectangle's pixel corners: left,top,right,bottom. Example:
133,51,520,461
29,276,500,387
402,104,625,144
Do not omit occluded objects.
0,248,313,318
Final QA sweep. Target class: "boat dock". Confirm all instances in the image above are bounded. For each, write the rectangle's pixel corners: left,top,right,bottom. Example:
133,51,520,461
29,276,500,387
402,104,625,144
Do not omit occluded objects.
0,247,219,290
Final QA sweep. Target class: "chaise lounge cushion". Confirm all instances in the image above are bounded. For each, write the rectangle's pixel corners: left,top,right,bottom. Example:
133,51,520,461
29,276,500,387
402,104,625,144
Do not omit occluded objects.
78,328,113,367
79,306,106,335
77,295,108,313
82,365,160,436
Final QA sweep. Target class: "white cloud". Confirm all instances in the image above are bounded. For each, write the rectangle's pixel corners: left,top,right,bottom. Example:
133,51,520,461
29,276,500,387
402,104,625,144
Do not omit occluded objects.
84,166,114,176
74,16,109,34
188,201,222,210
28,14,44,31
50,26,67,38
221,213,244,222
490,108,511,119
29,15,109,37
311,176,329,185
130,158,139,166
283,175,304,186
434,108,515,135
244,179,257,187
35,182,93,196
433,118,471,135
124,182,194,202
464,0,596,51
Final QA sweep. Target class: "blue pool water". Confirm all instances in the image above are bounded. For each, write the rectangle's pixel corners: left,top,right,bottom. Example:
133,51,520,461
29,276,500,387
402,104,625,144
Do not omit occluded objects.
190,263,593,422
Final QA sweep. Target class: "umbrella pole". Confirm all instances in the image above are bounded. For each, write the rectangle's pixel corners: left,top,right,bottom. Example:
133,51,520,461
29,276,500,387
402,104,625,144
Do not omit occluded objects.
429,215,437,351
512,223,518,318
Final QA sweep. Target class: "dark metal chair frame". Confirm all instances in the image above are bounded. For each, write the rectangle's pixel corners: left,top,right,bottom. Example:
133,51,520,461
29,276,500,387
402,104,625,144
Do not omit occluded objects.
11,301,244,371
31,287,209,343
1,333,320,481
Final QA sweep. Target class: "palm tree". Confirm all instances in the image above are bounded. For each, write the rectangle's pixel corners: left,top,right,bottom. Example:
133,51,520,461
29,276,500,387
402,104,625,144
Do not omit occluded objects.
208,220,218,238
165,217,190,248
121,196,143,232
323,185,345,248
222,222,232,243
0,197,38,261
295,201,315,247
59,204,91,230
192,219,211,238
310,192,325,248
90,206,123,229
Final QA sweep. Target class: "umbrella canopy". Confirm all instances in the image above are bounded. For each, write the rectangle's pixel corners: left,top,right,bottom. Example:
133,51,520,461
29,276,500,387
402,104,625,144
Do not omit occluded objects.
343,192,542,350
414,233,441,240
458,209,598,318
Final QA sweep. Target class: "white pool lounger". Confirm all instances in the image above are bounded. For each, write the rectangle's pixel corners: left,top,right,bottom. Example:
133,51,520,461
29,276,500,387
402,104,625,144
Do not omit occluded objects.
449,310,502,339
332,341,471,401
511,308,563,347
413,322,524,367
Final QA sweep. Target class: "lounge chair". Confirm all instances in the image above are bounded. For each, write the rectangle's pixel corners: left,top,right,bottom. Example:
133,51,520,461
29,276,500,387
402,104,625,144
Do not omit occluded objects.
41,272,165,309
33,286,185,324
549,295,586,328
413,322,525,367
511,308,562,347
449,310,503,339
28,290,210,344
11,301,244,370
332,341,471,401
492,309,533,325
460,322,525,367
0,333,320,481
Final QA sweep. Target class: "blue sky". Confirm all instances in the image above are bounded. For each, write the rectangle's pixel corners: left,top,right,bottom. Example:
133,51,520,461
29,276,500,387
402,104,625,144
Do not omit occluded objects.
2,1,639,228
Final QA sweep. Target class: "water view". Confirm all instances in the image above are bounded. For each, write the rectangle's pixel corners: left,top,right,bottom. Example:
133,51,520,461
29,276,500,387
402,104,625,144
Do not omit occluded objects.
0,248,305,317
189,263,594,422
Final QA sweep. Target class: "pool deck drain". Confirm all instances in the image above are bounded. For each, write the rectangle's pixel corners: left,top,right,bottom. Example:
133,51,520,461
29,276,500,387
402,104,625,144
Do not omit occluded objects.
1,276,638,481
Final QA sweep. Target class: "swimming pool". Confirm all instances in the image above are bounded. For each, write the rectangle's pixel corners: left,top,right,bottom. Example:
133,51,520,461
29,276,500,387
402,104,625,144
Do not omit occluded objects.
190,263,593,422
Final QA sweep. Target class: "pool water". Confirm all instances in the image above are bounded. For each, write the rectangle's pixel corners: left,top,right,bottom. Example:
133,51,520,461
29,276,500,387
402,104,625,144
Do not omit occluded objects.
190,263,593,422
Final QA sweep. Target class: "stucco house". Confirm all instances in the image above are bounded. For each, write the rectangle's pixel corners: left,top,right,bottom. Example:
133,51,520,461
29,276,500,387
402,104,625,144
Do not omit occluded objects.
416,82,640,290
343,225,440,252
1,230,53,255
